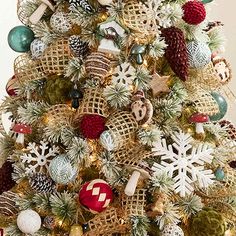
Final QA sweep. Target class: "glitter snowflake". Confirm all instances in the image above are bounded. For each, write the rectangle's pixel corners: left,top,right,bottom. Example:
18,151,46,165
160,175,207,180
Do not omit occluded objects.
112,62,136,87
152,131,214,197
20,140,60,174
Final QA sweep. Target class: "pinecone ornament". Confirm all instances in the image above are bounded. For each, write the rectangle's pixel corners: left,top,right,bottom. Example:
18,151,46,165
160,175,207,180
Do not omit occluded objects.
29,173,56,193
0,161,16,194
69,35,89,58
161,27,189,81
69,0,94,13
43,216,56,230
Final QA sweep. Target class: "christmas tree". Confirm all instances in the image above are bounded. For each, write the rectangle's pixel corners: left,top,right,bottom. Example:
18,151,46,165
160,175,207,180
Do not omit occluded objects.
1,0,236,235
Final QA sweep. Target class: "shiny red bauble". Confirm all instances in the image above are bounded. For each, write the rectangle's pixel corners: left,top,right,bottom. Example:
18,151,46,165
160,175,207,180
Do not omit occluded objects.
78,179,113,214
182,1,206,25
80,114,106,139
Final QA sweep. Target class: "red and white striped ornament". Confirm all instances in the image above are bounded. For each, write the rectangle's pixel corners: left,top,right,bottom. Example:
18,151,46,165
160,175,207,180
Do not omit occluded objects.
78,179,113,214
6,75,19,96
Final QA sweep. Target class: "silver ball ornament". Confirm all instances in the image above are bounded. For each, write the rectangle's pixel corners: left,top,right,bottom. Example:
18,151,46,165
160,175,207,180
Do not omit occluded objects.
161,224,184,236
187,41,211,68
100,131,116,151
50,12,72,34
17,209,41,234
30,39,47,59
49,154,77,184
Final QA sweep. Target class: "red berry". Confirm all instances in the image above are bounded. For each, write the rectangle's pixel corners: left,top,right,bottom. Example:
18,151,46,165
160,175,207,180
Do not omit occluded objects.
182,1,206,25
80,114,106,139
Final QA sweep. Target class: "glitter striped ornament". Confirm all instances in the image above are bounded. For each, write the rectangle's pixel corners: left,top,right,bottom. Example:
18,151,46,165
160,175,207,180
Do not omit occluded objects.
78,179,113,214
6,75,19,96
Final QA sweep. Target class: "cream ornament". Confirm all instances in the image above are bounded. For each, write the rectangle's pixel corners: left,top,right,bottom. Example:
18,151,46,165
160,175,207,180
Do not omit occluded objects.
30,38,47,59
50,12,72,34
17,209,42,234
98,20,125,55
97,0,113,5
112,62,136,87
161,224,184,236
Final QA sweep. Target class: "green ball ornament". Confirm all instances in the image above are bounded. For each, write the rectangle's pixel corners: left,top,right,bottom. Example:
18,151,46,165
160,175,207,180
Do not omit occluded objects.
49,154,77,185
209,92,228,121
214,167,225,181
8,26,35,52
190,208,226,236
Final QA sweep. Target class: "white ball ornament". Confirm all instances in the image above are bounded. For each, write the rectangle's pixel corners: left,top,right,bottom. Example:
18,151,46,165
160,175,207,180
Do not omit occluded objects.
17,209,42,234
49,154,77,184
50,12,72,34
30,38,47,59
161,224,184,236
97,0,113,5
187,41,211,68
100,130,116,151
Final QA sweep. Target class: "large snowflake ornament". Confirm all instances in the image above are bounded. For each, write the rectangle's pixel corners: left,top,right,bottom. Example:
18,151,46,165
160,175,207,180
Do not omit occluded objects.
112,62,136,87
152,131,214,197
20,140,60,174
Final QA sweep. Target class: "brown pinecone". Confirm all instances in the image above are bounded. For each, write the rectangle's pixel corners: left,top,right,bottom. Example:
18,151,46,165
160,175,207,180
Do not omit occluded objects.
0,162,16,194
161,27,189,81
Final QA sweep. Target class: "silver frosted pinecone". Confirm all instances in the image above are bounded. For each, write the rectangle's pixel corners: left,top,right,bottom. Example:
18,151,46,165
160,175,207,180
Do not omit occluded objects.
29,173,56,193
69,35,90,58
68,0,94,13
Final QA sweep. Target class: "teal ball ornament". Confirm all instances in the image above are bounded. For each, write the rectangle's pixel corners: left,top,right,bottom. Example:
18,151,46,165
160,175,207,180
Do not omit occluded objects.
214,167,225,181
209,92,228,121
8,26,35,52
49,154,77,184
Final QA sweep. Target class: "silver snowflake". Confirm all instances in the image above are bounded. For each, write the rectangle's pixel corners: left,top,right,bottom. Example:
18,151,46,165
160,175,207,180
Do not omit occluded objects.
20,140,60,174
112,62,136,87
152,131,214,197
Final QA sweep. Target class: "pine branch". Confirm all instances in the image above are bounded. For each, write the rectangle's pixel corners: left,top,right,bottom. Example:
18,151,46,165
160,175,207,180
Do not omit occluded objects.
0,135,15,167
17,101,50,125
50,192,77,224
134,67,152,91
148,37,167,59
104,84,131,109
33,193,52,213
67,137,90,167
131,215,150,236
99,151,122,184
5,224,22,236
137,126,162,147
149,172,174,194
207,28,226,53
65,57,85,82
155,202,180,230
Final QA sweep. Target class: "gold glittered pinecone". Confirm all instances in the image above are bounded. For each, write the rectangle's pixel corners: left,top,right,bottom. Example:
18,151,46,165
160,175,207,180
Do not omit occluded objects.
161,27,189,81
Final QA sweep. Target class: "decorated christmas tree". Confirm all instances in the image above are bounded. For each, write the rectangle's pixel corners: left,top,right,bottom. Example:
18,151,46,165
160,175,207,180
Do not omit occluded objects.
1,0,236,235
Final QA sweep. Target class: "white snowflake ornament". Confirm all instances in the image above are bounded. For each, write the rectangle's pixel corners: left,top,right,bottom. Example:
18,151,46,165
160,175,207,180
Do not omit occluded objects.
20,140,60,174
112,62,136,87
152,131,214,197
161,224,184,236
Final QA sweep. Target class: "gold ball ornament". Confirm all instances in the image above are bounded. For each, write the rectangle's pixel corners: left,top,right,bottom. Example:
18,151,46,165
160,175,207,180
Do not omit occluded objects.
69,224,83,236
85,52,111,81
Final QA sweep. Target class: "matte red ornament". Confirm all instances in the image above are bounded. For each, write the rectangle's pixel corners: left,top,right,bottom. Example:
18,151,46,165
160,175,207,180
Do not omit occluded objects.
0,162,16,194
182,1,206,25
80,114,106,139
6,75,19,96
78,179,113,213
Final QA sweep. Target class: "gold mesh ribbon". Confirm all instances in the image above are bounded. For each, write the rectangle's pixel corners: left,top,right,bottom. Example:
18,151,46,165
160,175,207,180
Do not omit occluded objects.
14,54,46,83
188,62,222,91
187,86,219,116
114,144,152,167
106,111,138,150
120,188,147,216
75,88,109,119
40,38,71,75
46,104,75,126
122,2,157,36
85,207,129,236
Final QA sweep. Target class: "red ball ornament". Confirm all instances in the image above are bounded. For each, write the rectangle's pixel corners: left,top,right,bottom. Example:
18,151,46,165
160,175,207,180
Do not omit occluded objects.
80,114,106,139
6,75,19,96
78,179,113,213
182,1,206,25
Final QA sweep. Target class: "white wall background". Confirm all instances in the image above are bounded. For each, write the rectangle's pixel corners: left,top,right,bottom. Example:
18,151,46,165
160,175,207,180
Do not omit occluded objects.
0,0,235,123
